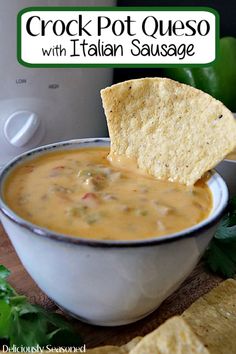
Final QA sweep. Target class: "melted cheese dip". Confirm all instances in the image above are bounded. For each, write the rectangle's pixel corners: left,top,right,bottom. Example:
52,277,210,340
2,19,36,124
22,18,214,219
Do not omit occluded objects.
4,147,212,241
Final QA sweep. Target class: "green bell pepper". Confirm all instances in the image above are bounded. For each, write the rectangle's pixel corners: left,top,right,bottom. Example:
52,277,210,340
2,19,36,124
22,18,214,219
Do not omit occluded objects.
163,37,236,112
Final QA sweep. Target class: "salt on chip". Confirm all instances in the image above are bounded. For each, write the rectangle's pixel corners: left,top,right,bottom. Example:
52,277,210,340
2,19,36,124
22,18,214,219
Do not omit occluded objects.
129,316,209,354
182,279,236,354
101,78,236,185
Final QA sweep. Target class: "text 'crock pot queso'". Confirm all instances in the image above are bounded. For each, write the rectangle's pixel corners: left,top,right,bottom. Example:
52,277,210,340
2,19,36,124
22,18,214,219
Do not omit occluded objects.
3,78,236,241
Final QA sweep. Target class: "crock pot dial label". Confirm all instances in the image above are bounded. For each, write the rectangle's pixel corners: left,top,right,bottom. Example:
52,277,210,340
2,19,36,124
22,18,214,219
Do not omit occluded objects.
18,7,218,67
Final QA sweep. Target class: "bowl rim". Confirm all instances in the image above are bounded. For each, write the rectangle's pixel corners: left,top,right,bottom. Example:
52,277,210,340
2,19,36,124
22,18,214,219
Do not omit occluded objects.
222,158,236,163
0,138,229,249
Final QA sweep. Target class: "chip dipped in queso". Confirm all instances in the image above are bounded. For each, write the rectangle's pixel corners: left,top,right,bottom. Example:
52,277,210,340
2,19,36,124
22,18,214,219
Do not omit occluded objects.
4,147,212,241
226,148,236,161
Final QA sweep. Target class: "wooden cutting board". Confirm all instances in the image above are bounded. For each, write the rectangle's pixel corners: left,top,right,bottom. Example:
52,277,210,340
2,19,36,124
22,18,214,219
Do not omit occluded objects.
0,222,223,349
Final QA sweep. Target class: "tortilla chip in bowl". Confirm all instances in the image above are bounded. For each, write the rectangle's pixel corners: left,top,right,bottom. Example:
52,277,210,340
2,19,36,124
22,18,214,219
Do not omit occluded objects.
101,78,236,186
0,138,229,326
0,78,234,326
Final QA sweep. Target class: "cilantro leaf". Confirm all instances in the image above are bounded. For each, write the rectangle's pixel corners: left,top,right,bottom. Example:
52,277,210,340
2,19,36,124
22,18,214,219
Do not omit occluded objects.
9,313,48,347
0,266,82,347
205,240,236,277
0,265,11,279
215,216,236,242
205,197,236,278
0,300,12,338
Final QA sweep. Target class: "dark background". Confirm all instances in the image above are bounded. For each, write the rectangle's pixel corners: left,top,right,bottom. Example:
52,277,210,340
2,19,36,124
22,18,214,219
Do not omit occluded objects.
114,0,236,83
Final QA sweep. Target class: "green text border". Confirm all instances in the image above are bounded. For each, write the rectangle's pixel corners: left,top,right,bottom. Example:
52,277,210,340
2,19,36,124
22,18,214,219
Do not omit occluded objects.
17,6,220,68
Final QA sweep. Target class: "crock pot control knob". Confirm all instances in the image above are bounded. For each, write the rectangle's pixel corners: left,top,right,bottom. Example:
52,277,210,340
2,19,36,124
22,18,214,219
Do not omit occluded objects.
4,111,40,147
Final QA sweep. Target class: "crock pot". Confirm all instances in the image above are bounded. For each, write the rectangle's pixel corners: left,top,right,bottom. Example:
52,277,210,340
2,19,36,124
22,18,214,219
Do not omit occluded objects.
0,0,115,167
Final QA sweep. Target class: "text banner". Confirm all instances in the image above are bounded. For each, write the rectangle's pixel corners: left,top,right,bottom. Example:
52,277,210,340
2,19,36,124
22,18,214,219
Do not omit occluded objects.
18,7,219,67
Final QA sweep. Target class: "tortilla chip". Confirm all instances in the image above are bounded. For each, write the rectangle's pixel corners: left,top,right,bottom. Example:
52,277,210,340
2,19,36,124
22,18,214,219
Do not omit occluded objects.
86,281,236,354
201,279,236,319
182,279,236,353
86,337,142,354
129,316,209,354
101,78,236,185
86,346,125,354
122,337,143,351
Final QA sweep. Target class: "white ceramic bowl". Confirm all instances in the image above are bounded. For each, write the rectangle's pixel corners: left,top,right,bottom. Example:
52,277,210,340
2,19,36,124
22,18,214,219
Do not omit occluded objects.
0,138,229,326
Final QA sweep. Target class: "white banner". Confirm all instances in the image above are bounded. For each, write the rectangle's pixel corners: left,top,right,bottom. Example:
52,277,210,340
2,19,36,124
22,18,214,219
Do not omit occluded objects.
18,8,218,66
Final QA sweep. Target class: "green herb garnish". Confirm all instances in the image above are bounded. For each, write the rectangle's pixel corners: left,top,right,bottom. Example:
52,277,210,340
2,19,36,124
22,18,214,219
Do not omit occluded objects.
205,197,236,278
0,265,82,347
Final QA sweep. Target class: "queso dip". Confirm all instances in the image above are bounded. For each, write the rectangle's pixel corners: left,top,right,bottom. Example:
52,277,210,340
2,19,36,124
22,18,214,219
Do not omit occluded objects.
4,147,212,241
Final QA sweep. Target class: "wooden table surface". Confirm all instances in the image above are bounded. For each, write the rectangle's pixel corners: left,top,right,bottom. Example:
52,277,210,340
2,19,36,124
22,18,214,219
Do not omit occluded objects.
0,222,223,349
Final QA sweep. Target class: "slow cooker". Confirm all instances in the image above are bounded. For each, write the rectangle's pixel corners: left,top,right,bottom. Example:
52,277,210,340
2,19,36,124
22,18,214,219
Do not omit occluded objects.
0,0,115,167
